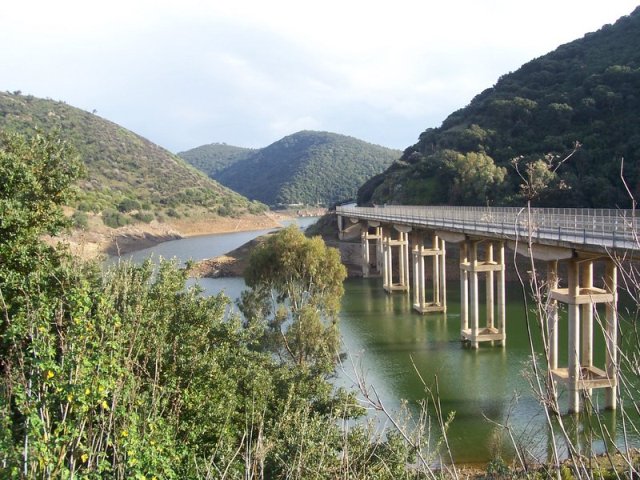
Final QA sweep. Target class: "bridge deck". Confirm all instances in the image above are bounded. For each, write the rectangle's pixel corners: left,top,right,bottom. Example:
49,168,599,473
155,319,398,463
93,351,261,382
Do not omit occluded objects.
337,205,640,253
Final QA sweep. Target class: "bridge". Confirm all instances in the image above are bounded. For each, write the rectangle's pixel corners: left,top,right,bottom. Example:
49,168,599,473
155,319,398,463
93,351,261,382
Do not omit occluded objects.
336,205,639,414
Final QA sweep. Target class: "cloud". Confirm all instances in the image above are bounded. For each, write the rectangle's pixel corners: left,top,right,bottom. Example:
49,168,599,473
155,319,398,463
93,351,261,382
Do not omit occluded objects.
2,0,639,151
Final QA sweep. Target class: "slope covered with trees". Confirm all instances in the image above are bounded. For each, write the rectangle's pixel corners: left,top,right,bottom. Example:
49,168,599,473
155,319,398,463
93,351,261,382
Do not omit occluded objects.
359,7,640,208
183,131,400,207
0,91,264,226
177,142,254,177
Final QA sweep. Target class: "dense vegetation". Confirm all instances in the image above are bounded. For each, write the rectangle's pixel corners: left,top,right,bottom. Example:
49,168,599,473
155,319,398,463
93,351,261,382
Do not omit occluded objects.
182,131,400,207
359,7,640,208
0,131,423,479
177,143,254,177
0,91,265,226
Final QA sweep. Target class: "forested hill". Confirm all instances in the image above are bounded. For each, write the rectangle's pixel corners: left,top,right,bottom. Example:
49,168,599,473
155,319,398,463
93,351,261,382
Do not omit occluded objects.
177,143,254,177
359,6,640,209
0,92,262,223
182,131,401,207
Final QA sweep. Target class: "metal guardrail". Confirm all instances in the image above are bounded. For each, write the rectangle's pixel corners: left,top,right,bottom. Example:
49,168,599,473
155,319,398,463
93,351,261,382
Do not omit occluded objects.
336,205,640,251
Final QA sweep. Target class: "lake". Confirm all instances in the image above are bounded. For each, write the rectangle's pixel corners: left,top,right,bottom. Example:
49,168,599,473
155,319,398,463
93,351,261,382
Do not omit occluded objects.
111,218,639,465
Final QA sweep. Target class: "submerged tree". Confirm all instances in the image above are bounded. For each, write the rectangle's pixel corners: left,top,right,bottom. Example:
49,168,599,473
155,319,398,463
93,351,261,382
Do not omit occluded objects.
240,225,347,374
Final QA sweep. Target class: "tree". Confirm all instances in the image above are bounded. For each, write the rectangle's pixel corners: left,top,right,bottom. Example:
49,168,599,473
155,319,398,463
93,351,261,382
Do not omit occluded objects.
240,225,347,374
444,151,506,205
0,130,82,274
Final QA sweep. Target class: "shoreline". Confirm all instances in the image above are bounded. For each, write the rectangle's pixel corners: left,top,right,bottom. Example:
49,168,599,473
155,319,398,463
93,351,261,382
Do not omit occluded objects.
55,211,292,260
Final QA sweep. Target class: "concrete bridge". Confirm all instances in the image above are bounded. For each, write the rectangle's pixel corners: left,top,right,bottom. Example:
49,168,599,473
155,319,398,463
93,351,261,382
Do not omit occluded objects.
336,205,639,413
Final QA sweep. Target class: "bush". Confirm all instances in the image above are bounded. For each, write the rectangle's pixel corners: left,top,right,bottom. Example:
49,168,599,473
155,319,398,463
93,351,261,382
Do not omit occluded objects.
102,208,131,228
217,203,236,217
71,210,89,229
166,208,180,218
76,201,92,212
117,198,141,213
133,211,154,223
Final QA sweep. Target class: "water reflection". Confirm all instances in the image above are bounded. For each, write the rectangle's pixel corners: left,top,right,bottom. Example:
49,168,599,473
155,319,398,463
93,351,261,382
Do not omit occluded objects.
339,277,639,464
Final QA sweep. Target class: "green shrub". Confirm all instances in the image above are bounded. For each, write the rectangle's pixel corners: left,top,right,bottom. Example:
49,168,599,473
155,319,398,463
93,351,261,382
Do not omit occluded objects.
102,208,131,228
76,201,92,212
71,210,89,229
166,207,180,218
133,211,154,223
117,198,142,213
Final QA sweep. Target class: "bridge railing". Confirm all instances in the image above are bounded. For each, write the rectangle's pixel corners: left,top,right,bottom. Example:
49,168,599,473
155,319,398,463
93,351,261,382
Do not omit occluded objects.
336,205,640,250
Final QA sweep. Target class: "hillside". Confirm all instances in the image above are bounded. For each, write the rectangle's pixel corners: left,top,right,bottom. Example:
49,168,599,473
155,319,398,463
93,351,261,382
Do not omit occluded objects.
182,131,401,207
0,92,265,227
359,7,640,209
177,143,254,177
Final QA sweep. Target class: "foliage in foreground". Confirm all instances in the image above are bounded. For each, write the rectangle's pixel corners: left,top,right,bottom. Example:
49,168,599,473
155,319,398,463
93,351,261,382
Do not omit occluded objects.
0,132,419,478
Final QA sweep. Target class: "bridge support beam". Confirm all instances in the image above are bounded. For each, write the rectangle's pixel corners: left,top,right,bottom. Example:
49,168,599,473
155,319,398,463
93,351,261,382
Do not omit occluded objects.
361,222,382,277
460,239,506,348
382,226,411,293
412,232,446,313
549,257,618,413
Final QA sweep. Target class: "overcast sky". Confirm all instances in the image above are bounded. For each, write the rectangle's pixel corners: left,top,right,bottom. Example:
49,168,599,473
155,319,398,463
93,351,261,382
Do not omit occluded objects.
2,1,638,153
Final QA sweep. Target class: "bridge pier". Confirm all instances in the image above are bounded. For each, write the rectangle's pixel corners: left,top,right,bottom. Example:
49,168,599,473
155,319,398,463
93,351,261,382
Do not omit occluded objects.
412,232,446,313
361,222,382,277
548,257,618,413
382,225,411,293
460,239,506,348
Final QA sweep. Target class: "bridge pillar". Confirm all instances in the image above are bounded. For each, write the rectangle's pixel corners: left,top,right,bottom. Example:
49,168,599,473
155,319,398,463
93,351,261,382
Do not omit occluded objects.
547,260,559,372
382,226,410,293
460,239,506,348
360,222,382,277
549,257,618,413
604,261,618,410
412,232,446,313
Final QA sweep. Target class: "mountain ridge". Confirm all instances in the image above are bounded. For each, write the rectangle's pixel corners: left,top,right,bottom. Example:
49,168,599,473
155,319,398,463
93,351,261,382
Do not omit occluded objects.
180,130,401,207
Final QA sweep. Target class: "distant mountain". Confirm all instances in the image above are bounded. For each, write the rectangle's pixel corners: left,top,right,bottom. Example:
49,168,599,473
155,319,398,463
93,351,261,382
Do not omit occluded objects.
177,143,254,177
359,7,640,208
0,92,262,223
181,131,401,207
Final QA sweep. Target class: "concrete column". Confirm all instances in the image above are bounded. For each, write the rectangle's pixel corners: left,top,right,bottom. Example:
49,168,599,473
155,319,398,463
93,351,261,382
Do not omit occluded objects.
387,238,393,289
470,241,479,349
433,234,440,305
412,239,421,307
403,232,411,290
486,242,495,330
581,261,594,399
567,259,581,414
419,244,426,306
441,238,447,313
497,241,506,346
399,232,406,288
547,260,559,371
605,261,618,410
383,229,392,291
376,227,384,274
361,229,370,277
460,241,469,335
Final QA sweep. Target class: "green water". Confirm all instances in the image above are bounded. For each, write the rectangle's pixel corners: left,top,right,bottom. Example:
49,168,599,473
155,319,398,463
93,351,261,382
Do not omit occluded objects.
117,224,638,466
338,277,637,465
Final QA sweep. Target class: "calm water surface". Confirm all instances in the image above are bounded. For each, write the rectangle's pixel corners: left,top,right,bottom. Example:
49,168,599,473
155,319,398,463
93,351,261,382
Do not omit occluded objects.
113,219,639,464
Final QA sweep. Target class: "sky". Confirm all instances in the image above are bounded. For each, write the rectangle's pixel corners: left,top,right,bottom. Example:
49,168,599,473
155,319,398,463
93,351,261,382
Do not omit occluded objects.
2,1,639,153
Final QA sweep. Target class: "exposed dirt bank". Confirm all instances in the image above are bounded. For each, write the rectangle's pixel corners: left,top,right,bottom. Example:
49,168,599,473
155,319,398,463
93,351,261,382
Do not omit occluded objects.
54,211,289,260
189,234,272,278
